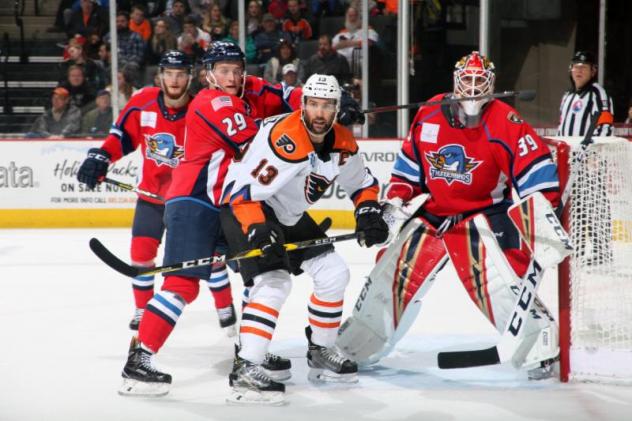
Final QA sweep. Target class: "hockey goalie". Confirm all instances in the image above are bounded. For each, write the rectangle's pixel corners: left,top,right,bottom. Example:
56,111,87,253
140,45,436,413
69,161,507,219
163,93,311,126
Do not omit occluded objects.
336,51,572,379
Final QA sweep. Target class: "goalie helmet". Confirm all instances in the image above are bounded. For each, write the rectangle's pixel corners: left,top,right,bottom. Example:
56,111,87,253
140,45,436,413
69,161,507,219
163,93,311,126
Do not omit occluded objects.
453,51,496,122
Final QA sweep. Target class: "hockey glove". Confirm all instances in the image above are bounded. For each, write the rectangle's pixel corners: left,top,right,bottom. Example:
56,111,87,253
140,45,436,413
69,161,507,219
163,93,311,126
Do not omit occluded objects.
247,223,289,267
355,201,389,247
77,148,111,189
338,91,366,126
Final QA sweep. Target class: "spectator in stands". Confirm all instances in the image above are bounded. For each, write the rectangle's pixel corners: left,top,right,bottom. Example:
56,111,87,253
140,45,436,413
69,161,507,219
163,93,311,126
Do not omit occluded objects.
332,5,379,72
268,0,288,20
222,21,257,63
188,0,215,21
130,4,153,42
299,34,350,83
255,14,290,64
165,0,189,36
81,89,113,135
264,39,299,83
311,0,339,17
177,16,211,62
97,43,112,83
189,66,210,95
108,70,138,112
85,29,104,61
281,63,299,89
104,11,146,75
283,0,313,45
246,0,264,37
28,87,81,138
65,0,108,38
377,0,398,15
202,3,230,40
146,18,178,65
59,37,106,91
625,102,632,124
60,65,97,111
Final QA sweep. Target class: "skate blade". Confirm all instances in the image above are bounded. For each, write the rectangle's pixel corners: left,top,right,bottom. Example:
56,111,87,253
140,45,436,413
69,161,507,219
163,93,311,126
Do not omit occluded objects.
308,368,358,383
118,378,169,397
226,388,286,406
262,368,292,382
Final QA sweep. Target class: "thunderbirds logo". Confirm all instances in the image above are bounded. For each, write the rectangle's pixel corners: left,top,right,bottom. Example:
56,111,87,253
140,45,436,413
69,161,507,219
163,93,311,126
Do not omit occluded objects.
145,132,184,167
425,144,480,185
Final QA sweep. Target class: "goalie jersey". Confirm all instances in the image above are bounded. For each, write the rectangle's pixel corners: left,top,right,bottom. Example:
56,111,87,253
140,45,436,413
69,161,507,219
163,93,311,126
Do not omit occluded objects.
387,94,561,215
222,110,379,228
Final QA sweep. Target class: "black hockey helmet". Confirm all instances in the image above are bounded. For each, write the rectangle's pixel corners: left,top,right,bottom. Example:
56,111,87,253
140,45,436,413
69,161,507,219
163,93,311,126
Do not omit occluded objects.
159,50,193,72
202,41,245,69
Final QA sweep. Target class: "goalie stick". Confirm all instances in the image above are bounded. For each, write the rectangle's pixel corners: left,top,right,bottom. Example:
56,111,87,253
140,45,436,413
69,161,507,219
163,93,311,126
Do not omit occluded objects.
437,112,599,369
104,177,165,202
90,229,356,278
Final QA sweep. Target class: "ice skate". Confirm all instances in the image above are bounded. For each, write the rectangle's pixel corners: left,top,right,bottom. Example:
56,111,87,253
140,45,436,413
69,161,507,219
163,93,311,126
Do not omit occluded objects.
119,337,171,397
306,327,358,383
227,353,285,406
262,351,292,381
217,304,237,337
527,357,559,381
128,308,144,331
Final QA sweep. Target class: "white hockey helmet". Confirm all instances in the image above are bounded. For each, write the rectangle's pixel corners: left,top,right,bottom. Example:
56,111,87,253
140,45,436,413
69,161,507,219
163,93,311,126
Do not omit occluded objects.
301,74,342,112
453,51,496,118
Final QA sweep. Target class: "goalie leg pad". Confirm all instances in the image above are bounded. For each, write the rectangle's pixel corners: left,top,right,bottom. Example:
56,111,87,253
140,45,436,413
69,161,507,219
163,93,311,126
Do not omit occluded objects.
336,218,448,364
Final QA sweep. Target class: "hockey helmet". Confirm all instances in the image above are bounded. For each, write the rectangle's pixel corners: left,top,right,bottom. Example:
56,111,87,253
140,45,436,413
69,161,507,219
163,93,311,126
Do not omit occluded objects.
453,51,496,118
159,50,193,72
302,74,341,112
202,41,246,69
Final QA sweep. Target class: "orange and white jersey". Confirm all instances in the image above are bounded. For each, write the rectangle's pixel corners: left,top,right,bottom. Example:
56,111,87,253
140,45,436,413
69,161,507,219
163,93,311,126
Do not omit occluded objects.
222,110,379,230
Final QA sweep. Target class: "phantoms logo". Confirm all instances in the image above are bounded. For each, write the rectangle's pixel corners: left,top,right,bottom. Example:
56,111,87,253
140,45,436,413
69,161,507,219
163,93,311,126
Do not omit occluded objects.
0,162,35,188
425,144,480,185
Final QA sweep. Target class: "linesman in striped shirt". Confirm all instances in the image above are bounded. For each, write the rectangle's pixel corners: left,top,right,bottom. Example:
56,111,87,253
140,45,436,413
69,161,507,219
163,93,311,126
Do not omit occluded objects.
557,51,614,136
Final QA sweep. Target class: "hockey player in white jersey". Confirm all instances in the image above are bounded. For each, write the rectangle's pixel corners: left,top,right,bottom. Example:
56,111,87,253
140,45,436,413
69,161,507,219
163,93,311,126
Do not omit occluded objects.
219,74,389,404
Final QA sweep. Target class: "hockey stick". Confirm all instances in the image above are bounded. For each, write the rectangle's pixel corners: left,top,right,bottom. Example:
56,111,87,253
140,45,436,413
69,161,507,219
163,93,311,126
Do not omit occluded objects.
90,231,358,278
104,177,165,202
437,113,600,369
363,90,536,114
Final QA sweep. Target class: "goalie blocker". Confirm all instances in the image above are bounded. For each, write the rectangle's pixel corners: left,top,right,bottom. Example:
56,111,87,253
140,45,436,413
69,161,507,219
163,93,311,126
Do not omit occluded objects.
336,192,572,373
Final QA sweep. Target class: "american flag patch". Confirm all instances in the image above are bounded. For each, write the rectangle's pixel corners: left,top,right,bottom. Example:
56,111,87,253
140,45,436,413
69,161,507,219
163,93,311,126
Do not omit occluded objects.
211,96,233,111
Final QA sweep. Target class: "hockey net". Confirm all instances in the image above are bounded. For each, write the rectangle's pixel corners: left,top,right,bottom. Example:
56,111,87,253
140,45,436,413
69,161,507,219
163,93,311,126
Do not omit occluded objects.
544,136,632,384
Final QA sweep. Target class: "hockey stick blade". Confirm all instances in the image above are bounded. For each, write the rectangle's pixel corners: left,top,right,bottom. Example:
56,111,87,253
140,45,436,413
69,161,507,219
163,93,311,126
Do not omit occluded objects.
89,238,141,278
90,232,359,278
438,346,500,369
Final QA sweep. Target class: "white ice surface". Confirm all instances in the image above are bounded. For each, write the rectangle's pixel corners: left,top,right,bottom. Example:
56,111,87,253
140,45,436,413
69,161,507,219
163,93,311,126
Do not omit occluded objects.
1,228,631,421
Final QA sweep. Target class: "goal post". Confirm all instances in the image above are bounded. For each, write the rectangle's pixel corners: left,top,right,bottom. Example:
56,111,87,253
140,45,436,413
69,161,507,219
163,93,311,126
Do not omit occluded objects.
544,136,632,384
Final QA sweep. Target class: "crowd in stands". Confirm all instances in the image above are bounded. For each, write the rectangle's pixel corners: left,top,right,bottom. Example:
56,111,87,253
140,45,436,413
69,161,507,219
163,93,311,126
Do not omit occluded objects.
32,0,395,137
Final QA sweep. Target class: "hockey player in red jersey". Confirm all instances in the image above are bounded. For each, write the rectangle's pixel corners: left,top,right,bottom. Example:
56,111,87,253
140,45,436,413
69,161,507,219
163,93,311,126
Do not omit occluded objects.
336,51,563,380
77,50,238,334
219,74,389,405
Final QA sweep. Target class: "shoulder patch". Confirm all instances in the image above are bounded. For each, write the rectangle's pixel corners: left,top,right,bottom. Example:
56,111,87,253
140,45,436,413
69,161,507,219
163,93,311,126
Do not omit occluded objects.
211,95,233,111
268,111,313,163
507,111,524,124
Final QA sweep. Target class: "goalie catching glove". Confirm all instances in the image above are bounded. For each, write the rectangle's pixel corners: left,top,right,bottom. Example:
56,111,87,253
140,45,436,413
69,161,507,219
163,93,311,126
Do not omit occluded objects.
77,148,111,189
355,201,389,247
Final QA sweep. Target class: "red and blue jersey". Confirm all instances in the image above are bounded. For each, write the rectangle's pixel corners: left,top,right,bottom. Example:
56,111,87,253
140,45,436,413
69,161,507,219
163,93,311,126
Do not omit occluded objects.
165,76,303,207
387,94,560,216
100,87,188,204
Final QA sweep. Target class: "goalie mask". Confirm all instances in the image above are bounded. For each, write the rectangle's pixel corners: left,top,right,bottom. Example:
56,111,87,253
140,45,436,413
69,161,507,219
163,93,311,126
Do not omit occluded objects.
453,51,496,127
301,74,341,137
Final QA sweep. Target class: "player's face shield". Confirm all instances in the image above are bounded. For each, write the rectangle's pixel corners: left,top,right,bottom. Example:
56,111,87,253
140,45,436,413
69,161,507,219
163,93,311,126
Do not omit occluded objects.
302,97,337,136
206,61,246,97
453,51,495,118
